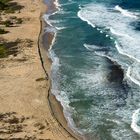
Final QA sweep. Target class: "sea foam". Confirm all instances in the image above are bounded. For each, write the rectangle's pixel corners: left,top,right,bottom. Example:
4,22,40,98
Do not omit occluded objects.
78,3,140,61
131,109,140,134
115,5,138,19
78,3,140,87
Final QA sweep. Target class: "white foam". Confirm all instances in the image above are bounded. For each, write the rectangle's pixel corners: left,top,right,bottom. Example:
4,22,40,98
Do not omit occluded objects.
43,3,61,27
51,78,84,136
56,26,67,30
100,30,103,33
78,3,140,62
83,44,118,66
114,41,140,63
131,109,140,134
84,44,108,52
61,1,76,6
45,26,57,33
106,119,121,125
53,0,61,11
110,27,133,39
84,43,140,87
77,11,96,28
78,3,140,86
115,5,138,19
43,12,60,27
126,67,140,87
84,44,94,51
84,44,106,53
43,14,52,26
56,91,84,135
115,42,140,87
43,0,84,137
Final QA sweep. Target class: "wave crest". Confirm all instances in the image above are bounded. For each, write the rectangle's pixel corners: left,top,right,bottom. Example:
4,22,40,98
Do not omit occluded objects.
131,109,140,134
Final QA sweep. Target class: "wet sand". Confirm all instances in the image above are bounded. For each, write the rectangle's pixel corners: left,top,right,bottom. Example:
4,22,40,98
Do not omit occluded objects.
39,0,83,139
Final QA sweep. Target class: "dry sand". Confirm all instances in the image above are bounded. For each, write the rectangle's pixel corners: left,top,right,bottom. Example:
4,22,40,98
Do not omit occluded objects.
0,0,78,139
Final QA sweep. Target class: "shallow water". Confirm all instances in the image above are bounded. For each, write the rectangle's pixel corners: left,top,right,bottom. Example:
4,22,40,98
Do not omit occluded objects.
44,0,140,139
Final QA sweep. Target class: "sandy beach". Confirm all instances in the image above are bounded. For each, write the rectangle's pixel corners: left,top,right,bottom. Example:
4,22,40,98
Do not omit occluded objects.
0,0,79,139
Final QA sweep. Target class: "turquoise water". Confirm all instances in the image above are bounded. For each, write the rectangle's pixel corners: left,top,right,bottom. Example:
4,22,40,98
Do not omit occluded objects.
44,0,140,139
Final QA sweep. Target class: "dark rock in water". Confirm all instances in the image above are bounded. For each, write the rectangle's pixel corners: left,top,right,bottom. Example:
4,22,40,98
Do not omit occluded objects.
107,60,124,83
130,21,140,31
105,58,130,105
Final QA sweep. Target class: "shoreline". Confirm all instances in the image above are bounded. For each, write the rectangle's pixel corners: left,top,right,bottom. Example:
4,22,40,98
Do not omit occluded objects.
0,0,81,139
39,0,83,140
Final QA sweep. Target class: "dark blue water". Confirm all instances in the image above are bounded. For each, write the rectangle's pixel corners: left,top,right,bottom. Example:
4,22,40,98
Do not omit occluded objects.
44,0,140,139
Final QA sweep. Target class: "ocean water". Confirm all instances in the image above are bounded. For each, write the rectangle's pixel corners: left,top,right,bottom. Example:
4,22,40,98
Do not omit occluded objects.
44,0,140,139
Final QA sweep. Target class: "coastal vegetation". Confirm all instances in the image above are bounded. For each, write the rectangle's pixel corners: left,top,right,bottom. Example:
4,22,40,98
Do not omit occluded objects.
3,20,13,27
0,0,24,13
0,44,7,58
0,0,10,10
0,28,8,34
0,0,23,58
0,40,20,58
0,17,23,27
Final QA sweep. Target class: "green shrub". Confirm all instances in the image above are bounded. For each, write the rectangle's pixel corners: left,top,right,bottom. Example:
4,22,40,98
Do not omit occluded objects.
0,0,11,10
4,7,15,13
0,28,8,34
0,44,7,58
3,20,13,27
16,18,22,24
10,16,16,19
0,0,23,13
